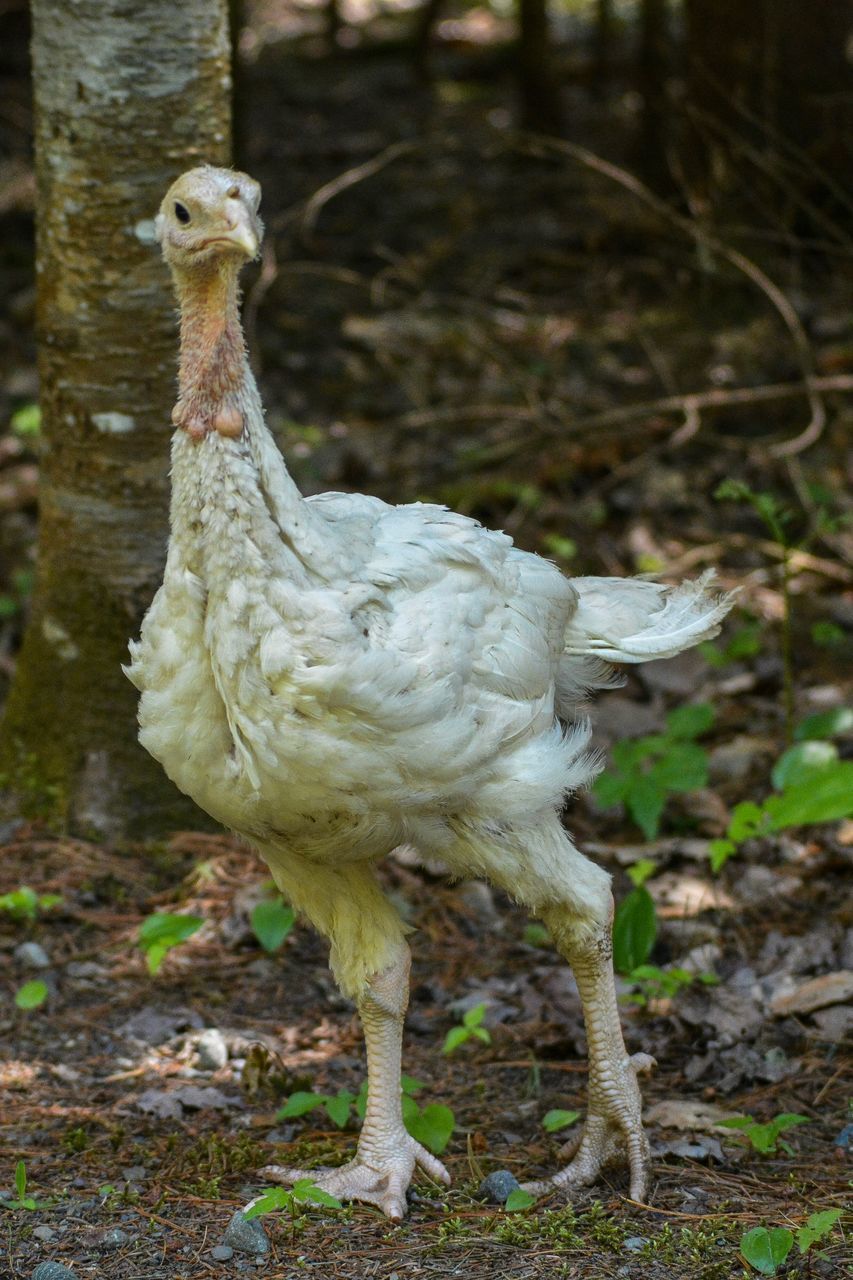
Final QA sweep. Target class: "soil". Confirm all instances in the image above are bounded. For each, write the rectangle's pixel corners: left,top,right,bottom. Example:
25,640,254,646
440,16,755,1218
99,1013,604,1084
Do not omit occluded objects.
1,3,852,1278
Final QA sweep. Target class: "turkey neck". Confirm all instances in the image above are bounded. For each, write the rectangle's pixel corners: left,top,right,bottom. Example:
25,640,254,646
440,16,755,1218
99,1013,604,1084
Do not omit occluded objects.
170,258,348,582
174,259,246,418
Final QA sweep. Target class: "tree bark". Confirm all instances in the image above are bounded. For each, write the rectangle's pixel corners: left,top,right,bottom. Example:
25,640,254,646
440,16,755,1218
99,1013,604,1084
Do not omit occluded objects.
518,0,562,133
0,0,231,837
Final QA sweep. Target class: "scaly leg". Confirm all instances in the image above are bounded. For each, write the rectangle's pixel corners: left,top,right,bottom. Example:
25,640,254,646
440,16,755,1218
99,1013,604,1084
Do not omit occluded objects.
526,903,654,1201
261,941,450,1219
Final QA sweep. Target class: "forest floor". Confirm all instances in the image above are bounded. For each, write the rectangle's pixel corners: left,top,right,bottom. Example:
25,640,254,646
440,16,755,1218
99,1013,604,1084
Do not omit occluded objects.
1,3,853,1278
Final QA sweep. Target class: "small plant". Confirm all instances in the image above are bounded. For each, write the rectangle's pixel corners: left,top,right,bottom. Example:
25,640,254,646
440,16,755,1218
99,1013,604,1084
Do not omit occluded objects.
10,403,41,439
740,1225,793,1275
522,922,550,948
612,859,657,974
542,1109,580,1133
719,1112,810,1156
138,911,204,974
15,979,48,1010
245,1178,342,1219
0,886,62,922
700,615,762,668
276,1076,455,1155
623,964,718,1006
6,1161,39,1210
442,1002,492,1054
709,712,853,872
250,889,295,953
593,703,714,840
504,1188,537,1211
795,1207,842,1257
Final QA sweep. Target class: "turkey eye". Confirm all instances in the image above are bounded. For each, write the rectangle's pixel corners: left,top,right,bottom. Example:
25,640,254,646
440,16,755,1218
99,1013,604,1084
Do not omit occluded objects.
174,201,191,225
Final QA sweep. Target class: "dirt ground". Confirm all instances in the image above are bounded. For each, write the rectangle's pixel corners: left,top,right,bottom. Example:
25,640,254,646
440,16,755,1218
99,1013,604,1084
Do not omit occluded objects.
1,4,853,1278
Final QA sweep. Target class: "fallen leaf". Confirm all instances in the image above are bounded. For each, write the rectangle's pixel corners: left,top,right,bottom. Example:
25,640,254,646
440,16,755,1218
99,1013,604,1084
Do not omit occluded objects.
770,970,853,1016
646,1099,741,1133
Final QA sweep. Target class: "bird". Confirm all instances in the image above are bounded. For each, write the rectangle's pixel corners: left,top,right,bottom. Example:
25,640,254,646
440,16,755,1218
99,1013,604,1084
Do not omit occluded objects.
126,164,733,1221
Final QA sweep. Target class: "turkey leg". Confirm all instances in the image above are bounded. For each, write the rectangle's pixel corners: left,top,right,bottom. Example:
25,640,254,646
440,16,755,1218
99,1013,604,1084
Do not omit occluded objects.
527,910,654,1201
261,941,450,1219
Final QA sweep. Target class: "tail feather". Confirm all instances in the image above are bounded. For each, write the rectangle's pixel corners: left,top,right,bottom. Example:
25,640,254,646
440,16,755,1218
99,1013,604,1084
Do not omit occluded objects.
563,570,736,664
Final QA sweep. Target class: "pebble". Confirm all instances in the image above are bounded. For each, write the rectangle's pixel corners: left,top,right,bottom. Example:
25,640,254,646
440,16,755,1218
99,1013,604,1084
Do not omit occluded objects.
122,1165,147,1182
32,1225,55,1241
222,1210,269,1256
32,1265,78,1280
623,1236,648,1252
477,1170,521,1204
196,1028,229,1071
211,1245,235,1261
15,941,51,969
98,1226,131,1250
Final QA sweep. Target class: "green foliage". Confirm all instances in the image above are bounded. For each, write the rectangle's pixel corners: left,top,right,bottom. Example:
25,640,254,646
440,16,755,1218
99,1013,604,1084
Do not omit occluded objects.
770,739,838,789
715,480,791,545
810,620,845,648
796,1208,842,1255
10,403,41,439
719,1113,810,1156
15,979,48,1010
542,534,577,563
593,704,714,840
0,886,62,922
504,1188,537,1212
138,912,204,974
794,707,853,740
522,922,550,948
277,1076,455,1155
700,616,762,668
542,1109,580,1133
250,894,295,953
7,1161,38,1210
612,885,657,974
740,1225,793,1275
442,1002,492,1054
623,964,718,1006
244,1179,342,1219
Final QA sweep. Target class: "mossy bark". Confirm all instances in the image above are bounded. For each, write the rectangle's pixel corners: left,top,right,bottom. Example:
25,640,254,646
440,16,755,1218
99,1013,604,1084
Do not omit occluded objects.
0,0,232,837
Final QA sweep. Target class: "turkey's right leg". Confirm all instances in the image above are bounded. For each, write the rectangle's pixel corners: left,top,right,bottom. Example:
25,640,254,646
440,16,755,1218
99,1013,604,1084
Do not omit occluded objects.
253,854,449,1220
261,939,449,1218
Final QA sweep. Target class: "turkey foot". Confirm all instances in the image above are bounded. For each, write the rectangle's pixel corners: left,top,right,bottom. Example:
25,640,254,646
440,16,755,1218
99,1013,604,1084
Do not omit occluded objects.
260,1133,450,1220
524,1050,654,1200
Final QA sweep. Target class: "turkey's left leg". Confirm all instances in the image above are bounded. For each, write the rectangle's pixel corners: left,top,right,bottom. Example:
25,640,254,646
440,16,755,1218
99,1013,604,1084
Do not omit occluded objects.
261,938,449,1219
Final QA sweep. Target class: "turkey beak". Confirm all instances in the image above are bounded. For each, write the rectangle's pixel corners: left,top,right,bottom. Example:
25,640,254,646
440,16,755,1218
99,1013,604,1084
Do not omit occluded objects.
219,198,259,259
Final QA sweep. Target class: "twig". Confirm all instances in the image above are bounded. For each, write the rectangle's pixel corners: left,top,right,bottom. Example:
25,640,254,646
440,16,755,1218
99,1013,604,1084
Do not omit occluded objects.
515,134,830,456
301,139,420,238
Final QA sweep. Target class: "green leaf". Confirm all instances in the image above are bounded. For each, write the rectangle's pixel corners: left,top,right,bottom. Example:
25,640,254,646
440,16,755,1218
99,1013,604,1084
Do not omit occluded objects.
442,1026,469,1055
727,801,766,842
14,1160,26,1200
626,858,656,888
764,763,853,829
626,775,665,840
709,838,736,874
592,770,629,806
400,1075,425,1096
794,707,853,741
406,1102,455,1155
0,886,39,921
472,1026,492,1044
771,740,838,790
10,403,41,438
295,1180,342,1209
37,893,62,912
15,980,48,1010
250,896,295,953
666,703,714,740
740,1226,793,1274
276,1091,325,1120
613,886,657,974
323,1091,353,1129
463,1003,486,1028
138,913,203,972
244,1189,290,1219
504,1188,536,1212
542,1109,580,1133
651,742,709,792
797,1208,842,1253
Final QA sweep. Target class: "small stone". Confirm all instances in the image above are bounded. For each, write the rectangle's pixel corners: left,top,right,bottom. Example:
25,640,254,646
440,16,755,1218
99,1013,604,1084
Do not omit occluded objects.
15,941,50,969
477,1170,521,1204
196,1028,229,1071
623,1236,648,1252
222,1211,269,1256
32,1264,78,1280
834,1122,853,1151
122,1166,147,1182
98,1226,131,1250
212,1245,234,1261
32,1225,56,1241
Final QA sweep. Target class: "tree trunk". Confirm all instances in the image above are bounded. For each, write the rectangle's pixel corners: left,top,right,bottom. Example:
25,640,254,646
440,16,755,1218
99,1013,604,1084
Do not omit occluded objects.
518,0,562,133
0,0,231,837
636,0,670,188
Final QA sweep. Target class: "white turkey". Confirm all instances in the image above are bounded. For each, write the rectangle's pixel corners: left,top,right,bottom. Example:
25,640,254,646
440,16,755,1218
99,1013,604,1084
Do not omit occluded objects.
126,165,733,1219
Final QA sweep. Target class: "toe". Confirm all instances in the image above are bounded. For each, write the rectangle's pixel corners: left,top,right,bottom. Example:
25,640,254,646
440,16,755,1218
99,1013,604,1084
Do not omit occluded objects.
414,1144,451,1186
